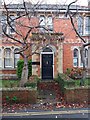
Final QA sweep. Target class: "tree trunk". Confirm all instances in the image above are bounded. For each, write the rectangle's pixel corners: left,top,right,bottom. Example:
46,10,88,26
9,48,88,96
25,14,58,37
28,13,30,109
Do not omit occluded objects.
80,46,86,86
19,56,28,87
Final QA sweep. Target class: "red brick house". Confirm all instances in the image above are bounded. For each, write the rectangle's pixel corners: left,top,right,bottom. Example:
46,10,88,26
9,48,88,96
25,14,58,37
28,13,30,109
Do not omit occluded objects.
0,3,90,80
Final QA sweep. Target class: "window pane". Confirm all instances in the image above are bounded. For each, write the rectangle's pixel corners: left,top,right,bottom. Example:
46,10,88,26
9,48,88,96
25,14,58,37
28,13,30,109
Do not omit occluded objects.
73,49,78,57
73,58,78,67
14,49,20,67
40,16,45,26
78,16,83,35
5,48,11,57
73,49,78,67
4,48,12,67
85,16,90,34
39,16,46,32
9,15,15,33
5,58,12,67
47,16,53,31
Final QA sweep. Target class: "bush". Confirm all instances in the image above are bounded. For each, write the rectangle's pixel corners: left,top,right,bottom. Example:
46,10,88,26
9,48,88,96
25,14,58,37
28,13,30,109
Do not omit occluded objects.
5,95,19,103
66,68,83,79
24,82,36,88
55,73,75,94
17,60,32,79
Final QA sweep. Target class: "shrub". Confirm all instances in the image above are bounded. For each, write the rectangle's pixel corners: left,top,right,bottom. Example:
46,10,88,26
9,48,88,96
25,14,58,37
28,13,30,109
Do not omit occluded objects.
24,82,36,88
5,96,19,103
66,68,83,79
55,73,75,94
6,96,10,103
17,60,32,79
12,96,18,103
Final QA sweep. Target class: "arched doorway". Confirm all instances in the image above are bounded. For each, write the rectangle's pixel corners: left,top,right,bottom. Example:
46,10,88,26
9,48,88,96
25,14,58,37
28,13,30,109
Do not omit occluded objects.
41,47,54,80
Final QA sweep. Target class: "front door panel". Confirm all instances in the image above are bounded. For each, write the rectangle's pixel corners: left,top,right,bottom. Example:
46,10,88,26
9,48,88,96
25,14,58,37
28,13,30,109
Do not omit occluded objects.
42,54,53,80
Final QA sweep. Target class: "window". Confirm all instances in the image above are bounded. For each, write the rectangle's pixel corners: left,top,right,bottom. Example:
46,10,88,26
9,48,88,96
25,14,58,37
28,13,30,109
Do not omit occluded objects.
39,15,53,32
14,48,20,67
1,15,15,35
78,16,83,35
9,15,15,34
84,16,90,35
1,16,7,34
85,49,88,67
4,48,12,68
0,49,2,67
47,16,53,31
39,15,46,32
73,48,79,67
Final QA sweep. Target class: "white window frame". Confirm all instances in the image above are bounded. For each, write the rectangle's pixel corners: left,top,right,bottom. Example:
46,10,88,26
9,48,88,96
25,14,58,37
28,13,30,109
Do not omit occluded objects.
39,15,53,32
9,15,16,34
73,48,79,67
77,16,83,35
14,48,20,68
4,48,12,68
0,49,2,68
84,16,90,35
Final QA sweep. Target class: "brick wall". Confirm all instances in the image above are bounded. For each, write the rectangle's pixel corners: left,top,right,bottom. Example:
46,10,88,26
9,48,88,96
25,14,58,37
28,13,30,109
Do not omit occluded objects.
64,87,90,103
2,88,37,104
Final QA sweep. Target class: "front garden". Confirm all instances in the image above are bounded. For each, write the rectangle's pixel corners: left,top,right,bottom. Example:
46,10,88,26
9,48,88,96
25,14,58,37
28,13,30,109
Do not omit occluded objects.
1,64,90,112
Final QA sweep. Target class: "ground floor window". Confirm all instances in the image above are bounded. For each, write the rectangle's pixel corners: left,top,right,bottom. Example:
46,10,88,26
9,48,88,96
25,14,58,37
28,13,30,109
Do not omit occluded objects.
0,47,20,69
4,48,12,68
14,48,20,67
73,47,88,67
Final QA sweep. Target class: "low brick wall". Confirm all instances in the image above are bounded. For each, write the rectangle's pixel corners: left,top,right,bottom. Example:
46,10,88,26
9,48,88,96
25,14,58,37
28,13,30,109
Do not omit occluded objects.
1,87,37,104
64,87,90,103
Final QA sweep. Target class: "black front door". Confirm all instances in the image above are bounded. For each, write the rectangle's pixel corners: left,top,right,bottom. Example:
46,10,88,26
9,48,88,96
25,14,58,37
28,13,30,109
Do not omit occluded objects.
42,54,53,80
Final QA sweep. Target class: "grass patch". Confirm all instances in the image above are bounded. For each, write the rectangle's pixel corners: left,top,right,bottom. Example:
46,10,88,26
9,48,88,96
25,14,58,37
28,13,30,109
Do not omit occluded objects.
0,80,19,88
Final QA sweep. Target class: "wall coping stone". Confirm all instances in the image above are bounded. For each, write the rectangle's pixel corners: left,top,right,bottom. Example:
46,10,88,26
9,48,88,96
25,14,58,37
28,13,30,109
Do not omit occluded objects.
0,87,37,91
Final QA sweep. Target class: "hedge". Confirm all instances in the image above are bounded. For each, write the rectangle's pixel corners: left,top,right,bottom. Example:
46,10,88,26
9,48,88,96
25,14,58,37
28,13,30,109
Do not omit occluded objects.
56,73,75,94
17,60,32,79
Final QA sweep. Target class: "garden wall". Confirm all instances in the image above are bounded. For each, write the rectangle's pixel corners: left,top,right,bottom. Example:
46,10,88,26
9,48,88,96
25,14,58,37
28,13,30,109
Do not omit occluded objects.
64,87,90,103
2,87,37,104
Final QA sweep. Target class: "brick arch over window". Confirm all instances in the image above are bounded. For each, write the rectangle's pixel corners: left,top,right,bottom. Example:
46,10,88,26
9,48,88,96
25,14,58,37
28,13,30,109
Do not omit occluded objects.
4,48,12,68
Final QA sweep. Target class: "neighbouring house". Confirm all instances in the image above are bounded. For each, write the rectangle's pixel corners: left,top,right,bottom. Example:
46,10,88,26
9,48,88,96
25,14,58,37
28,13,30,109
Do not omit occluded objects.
0,3,90,80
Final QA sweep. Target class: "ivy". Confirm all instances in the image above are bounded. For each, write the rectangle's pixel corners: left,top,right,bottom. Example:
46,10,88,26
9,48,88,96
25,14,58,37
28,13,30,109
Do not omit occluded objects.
16,60,32,79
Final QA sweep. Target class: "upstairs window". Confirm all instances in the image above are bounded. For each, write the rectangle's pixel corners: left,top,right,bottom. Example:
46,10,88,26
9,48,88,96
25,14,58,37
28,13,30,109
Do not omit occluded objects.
1,15,15,35
84,16,90,35
39,15,53,32
73,48,79,67
9,15,15,34
4,48,12,68
1,16,7,34
39,15,46,32
47,16,53,31
78,16,83,35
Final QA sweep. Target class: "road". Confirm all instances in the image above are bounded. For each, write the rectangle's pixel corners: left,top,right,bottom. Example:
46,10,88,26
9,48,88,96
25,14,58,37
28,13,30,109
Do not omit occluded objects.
1,108,90,119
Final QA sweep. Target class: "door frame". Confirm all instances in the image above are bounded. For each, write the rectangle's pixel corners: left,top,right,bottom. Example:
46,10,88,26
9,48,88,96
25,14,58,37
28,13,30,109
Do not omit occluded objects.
40,51,54,79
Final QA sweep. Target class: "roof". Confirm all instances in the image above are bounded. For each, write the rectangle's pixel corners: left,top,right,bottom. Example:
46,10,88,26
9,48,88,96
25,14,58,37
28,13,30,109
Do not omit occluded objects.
1,3,90,13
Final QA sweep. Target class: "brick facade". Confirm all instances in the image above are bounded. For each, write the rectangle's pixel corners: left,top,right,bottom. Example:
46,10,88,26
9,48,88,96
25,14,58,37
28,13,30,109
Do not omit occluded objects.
0,4,90,80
